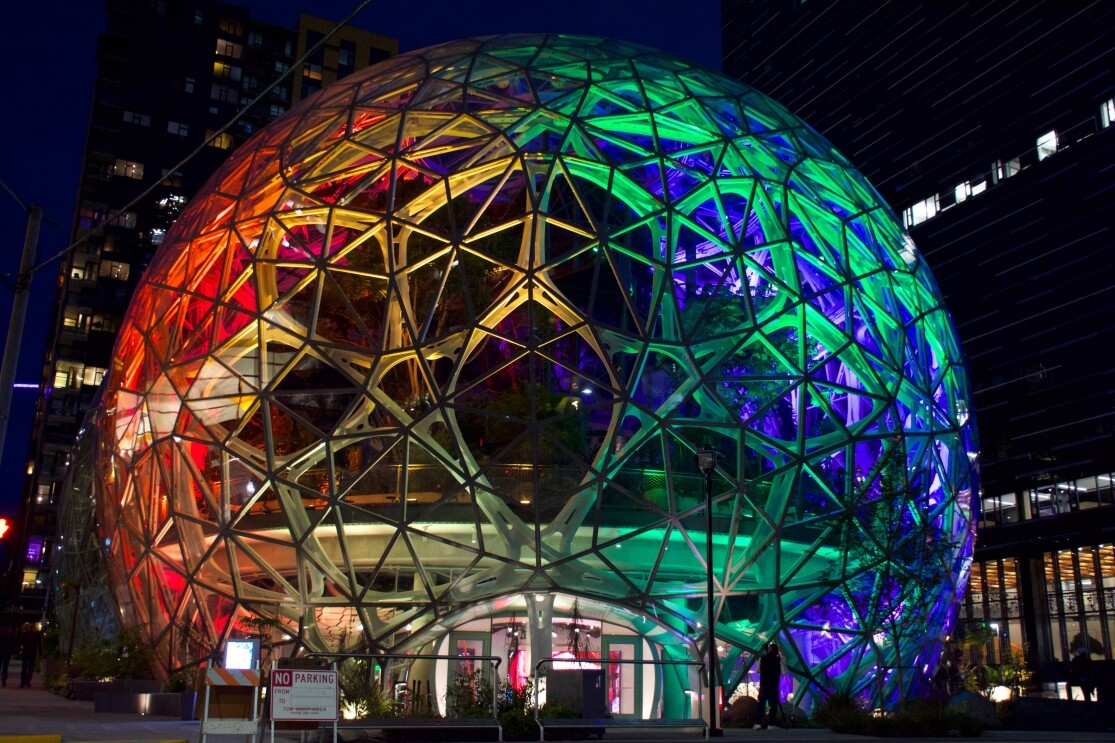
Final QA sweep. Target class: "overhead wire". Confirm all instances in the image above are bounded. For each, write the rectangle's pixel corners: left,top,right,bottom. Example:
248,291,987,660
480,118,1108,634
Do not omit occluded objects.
30,0,375,277
0,176,28,213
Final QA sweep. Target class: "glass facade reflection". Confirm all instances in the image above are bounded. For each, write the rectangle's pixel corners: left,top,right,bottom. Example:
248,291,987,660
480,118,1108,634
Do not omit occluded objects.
959,545,1114,697
980,474,1115,527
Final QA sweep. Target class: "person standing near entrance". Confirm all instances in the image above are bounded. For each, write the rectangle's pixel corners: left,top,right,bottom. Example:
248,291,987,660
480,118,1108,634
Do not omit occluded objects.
754,642,784,729
18,623,41,689
1071,649,1095,702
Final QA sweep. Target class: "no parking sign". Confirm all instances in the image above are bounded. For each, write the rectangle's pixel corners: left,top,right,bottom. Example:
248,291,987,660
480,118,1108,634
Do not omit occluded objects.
270,668,338,721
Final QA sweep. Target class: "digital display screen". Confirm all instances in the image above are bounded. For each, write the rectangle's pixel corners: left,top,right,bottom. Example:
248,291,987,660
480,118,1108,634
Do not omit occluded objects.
223,638,260,670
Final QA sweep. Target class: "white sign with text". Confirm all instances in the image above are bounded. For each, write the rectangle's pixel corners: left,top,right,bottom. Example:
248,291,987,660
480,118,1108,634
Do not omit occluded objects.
270,669,338,721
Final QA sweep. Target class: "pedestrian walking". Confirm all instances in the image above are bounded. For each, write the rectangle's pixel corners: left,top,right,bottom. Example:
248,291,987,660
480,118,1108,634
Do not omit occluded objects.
1070,648,1095,702
17,623,41,689
754,641,784,730
0,624,14,687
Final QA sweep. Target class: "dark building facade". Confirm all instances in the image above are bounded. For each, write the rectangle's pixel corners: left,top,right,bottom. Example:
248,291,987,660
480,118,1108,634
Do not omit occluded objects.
723,0,1115,694
3,0,395,619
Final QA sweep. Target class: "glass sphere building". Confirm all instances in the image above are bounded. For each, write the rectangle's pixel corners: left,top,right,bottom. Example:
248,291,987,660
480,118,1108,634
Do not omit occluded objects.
95,34,977,711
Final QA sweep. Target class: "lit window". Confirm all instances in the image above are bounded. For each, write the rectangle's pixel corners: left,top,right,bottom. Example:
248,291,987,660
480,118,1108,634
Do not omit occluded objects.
90,314,117,332
1101,98,1115,129
62,311,82,328
211,84,240,104
53,365,81,389
167,120,189,137
993,158,1021,182
903,194,939,228
206,130,234,150
218,17,244,36
953,179,987,203
1036,130,1058,161
100,260,131,281
113,159,144,179
78,204,108,229
214,61,242,81
161,169,183,187
83,366,107,386
215,38,243,59
110,211,138,229
338,43,355,68
269,104,287,118
123,110,151,126
954,182,971,204
248,30,263,47
151,228,166,245
304,63,323,81
156,194,188,213
275,61,290,75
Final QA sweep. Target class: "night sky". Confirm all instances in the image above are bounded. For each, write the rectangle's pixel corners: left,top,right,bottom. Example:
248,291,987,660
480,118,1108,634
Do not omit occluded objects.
0,1,722,519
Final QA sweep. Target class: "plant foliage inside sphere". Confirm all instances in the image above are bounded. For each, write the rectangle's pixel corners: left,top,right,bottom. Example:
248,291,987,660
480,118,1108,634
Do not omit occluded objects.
97,35,977,708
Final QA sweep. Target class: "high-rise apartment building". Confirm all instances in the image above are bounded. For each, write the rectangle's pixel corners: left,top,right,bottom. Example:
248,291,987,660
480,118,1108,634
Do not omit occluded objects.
3,0,395,619
722,0,1115,691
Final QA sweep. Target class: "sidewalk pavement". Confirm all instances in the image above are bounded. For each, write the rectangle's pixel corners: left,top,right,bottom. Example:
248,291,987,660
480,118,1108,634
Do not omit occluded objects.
0,663,1111,743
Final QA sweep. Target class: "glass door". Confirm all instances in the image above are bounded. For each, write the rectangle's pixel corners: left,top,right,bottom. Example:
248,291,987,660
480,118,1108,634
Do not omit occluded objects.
601,637,640,717
448,631,491,703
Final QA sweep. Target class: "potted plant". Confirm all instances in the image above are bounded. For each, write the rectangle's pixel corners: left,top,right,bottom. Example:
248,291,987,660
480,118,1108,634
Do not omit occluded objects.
166,669,200,720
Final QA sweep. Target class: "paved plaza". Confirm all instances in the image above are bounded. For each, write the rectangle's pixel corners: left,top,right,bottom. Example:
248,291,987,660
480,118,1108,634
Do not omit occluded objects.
0,661,1111,743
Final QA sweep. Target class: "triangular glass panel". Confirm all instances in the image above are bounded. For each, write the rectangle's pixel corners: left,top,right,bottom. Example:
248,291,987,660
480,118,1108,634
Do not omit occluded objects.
315,273,375,350
444,165,514,235
648,530,709,599
617,157,667,200
272,356,361,437
598,479,668,530
584,123,656,166
466,216,525,268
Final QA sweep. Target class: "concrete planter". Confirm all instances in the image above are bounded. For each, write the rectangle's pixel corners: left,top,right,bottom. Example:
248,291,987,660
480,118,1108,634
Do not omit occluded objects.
180,691,199,720
91,679,164,714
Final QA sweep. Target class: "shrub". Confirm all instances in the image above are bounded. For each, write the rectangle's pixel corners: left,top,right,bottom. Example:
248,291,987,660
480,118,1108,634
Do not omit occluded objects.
812,690,870,732
448,672,550,740
70,643,119,681
338,659,403,719
448,669,496,718
164,669,196,693
70,626,153,681
721,695,759,727
45,664,72,698
538,701,579,719
813,694,985,737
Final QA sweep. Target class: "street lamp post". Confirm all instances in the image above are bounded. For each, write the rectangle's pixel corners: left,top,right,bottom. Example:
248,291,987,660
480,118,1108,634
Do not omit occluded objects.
696,445,722,737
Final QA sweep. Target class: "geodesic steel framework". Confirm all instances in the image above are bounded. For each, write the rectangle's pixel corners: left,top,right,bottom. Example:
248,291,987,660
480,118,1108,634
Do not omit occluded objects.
93,34,977,707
